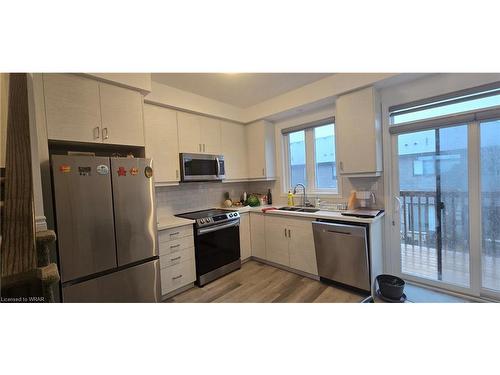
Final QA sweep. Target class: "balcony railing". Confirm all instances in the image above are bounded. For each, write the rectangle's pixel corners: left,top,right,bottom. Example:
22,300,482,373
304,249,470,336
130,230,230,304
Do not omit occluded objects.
400,190,499,255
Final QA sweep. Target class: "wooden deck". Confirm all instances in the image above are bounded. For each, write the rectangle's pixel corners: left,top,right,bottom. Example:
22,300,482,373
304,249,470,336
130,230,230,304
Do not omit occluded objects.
401,244,500,291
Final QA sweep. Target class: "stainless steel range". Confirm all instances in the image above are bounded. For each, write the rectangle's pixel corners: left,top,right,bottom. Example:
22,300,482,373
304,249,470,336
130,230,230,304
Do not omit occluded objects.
176,209,240,286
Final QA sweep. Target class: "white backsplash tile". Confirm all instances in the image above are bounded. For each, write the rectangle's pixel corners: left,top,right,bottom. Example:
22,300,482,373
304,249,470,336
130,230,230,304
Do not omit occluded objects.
155,180,275,217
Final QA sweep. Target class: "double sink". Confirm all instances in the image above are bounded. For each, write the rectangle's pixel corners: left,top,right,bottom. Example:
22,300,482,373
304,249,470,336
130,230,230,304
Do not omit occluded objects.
278,206,320,213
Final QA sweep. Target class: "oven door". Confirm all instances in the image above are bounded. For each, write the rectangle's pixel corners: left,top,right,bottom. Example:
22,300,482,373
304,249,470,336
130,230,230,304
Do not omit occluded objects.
195,220,240,279
180,153,224,181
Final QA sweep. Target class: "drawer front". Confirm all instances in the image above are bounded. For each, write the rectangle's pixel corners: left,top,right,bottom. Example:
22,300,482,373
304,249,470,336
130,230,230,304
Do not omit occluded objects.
160,260,196,295
158,225,193,243
159,235,194,256
160,247,195,269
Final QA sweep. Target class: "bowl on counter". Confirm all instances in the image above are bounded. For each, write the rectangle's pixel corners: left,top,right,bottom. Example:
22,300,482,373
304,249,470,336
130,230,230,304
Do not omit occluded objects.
376,274,405,300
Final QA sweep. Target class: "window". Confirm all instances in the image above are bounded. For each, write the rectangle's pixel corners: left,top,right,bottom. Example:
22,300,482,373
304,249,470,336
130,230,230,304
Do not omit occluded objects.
390,84,500,125
284,119,337,194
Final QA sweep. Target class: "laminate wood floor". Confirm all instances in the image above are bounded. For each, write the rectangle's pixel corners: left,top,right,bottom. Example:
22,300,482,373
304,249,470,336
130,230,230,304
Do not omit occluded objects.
166,260,366,303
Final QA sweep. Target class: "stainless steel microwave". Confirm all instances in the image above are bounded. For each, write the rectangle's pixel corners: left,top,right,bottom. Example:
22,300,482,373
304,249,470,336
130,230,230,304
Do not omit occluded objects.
180,153,225,182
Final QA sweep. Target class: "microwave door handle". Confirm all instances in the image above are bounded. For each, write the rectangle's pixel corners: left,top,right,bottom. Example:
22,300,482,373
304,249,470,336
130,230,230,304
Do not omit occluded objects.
215,157,220,176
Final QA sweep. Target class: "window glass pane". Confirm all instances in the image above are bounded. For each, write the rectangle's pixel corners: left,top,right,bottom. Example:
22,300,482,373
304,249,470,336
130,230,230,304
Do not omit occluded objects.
289,130,306,188
398,125,469,287
314,124,337,189
392,92,500,124
480,119,500,292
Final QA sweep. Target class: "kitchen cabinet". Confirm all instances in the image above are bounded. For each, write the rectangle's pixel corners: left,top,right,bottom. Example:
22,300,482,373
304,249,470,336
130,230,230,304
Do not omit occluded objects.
249,212,266,259
264,216,290,266
264,215,318,275
177,111,221,154
199,116,221,154
158,224,196,296
44,74,101,143
144,104,180,183
99,83,145,146
288,217,318,275
245,120,276,179
221,120,248,180
239,212,251,261
43,73,145,146
335,86,382,176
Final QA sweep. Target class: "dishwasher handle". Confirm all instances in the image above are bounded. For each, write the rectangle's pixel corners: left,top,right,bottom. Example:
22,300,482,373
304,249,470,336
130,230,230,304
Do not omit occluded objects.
312,221,367,238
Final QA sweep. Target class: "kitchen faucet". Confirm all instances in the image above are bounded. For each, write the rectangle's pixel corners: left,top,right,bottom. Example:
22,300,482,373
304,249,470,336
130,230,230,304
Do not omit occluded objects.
293,183,310,207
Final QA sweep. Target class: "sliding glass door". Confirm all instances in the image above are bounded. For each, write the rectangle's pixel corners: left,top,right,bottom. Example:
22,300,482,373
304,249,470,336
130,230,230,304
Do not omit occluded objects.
396,125,470,289
390,118,500,298
480,119,500,295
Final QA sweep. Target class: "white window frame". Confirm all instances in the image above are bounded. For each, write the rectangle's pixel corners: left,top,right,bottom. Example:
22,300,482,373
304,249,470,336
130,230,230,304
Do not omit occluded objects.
282,122,340,197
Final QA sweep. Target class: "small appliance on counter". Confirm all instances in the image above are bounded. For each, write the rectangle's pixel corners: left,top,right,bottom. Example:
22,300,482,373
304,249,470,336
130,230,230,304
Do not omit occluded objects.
175,208,241,286
356,190,376,208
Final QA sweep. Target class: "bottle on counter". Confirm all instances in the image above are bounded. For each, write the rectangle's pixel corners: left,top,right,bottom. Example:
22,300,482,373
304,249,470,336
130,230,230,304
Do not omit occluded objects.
243,191,247,205
267,188,273,205
287,190,294,206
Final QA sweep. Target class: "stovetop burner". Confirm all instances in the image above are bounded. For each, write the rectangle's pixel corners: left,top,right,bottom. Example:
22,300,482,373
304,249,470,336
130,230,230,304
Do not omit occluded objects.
176,208,240,228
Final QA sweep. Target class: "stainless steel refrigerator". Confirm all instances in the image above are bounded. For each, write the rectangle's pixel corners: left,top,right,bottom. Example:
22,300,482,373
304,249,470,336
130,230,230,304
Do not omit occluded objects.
51,155,160,302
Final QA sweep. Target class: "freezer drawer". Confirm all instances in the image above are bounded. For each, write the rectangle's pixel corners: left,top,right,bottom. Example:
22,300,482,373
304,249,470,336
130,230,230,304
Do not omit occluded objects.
62,259,161,302
51,155,117,282
110,158,158,266
312,221,370,292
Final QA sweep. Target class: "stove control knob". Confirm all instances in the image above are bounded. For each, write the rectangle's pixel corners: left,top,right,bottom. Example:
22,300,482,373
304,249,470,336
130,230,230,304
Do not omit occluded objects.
200,219,205,224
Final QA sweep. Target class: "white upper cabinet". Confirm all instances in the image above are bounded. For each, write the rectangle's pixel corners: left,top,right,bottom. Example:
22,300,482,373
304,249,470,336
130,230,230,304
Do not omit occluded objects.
43,73,146,146
177,112,221,154
99,83,145,146
335,86,382,176
177,112,201,153
44,74,101,143
199,116,221,154
245,120,276,179
144,104,180,183
220,120,248,180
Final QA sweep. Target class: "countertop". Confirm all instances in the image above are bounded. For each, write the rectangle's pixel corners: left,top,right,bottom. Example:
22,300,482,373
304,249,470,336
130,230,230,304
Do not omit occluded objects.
157,216,195,230
222,205,385,224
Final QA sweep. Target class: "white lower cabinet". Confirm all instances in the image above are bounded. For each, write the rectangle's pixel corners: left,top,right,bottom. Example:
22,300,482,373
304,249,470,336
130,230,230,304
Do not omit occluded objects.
250,212,266,259
288,218,318,275
158,224,196,296
264,216,290,266
239,213,251,261
263,215,318,275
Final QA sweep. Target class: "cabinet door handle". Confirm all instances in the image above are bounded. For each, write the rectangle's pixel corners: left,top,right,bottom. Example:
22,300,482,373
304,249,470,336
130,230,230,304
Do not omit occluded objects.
199,143,201,152
93,126,100,139
339,161,344,171
170,256,181,261
203,144,206,152
284,228,287,238
288,229,291,238
102,127,109,140
262,168,265,176
170,244,180,249
172,274,183,280
170,232,180,236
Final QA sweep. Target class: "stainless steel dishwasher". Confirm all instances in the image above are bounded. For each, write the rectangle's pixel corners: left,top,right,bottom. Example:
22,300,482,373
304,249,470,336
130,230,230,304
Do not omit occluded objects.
312,220,370,292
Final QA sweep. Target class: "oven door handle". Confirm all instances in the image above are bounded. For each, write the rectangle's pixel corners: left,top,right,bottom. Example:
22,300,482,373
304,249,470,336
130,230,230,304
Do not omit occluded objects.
197,220,239,235
215,157,220,177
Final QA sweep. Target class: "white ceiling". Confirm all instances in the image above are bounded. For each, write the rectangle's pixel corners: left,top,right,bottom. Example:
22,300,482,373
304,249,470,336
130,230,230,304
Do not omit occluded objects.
151,73,333,108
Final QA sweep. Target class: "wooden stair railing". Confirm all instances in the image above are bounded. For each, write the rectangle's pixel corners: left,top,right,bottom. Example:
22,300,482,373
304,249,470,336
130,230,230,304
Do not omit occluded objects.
0,73,59,302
